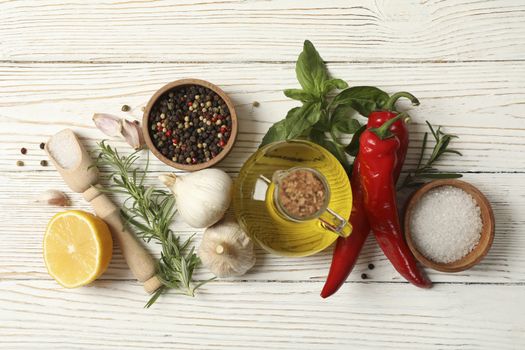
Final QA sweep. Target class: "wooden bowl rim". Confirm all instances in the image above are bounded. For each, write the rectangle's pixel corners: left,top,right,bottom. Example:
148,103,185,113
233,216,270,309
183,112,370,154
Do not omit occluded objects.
404,179,495,273
142,78,238,171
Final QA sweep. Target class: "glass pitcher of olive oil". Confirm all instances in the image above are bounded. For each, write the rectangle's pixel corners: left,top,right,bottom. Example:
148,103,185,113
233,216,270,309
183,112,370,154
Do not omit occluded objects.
233,140,353,257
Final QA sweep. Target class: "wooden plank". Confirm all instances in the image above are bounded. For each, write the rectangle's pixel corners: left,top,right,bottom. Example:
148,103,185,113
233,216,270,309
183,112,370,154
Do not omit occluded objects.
1,172,522,284
1,0,525,62
1,62,524,172
0,280,523,349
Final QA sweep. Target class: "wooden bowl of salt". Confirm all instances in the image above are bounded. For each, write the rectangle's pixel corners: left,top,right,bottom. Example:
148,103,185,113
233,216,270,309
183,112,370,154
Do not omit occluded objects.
404,179,495,273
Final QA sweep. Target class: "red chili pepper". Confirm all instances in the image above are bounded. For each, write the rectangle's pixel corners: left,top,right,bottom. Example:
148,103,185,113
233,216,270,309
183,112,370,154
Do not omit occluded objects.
321,92,418,298
367,92,418,181
321,156,369,298
359,116,431,288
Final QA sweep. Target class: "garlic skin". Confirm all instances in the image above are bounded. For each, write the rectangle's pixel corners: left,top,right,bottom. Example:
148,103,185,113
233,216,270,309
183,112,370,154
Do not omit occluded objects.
92,113,122,137
159,169,232,228
35,189,70,207
122,119,145,150
198,220,255,278
93,113,145,150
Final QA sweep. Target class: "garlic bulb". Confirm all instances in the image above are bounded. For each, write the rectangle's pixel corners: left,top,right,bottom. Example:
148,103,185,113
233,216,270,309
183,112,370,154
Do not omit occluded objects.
198,220,255,278
159,168,232,228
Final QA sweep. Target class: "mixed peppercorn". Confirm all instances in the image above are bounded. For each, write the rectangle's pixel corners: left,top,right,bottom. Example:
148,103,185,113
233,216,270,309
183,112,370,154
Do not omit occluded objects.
148,85,232,165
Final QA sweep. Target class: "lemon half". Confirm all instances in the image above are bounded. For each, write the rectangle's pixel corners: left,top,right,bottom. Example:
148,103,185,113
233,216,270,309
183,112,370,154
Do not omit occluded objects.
43,210,113,288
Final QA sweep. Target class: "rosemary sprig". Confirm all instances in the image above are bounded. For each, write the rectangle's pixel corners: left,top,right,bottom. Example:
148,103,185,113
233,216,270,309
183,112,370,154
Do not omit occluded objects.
94,141,212,307
400,121,463,188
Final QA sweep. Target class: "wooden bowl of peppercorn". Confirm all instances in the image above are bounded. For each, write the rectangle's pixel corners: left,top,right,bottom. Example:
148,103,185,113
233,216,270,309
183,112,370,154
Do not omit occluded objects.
143,79,238,171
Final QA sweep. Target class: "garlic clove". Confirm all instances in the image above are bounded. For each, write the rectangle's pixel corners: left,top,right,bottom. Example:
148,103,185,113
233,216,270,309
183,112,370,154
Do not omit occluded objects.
92,113,123,137
35,189,70,207
122,119,145,150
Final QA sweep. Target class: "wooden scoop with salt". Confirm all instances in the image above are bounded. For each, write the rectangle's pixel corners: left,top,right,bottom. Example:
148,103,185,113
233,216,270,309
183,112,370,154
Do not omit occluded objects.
45,129,162,294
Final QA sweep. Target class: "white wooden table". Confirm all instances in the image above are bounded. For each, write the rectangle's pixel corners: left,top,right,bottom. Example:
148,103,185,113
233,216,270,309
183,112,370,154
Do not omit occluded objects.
1,1,524,349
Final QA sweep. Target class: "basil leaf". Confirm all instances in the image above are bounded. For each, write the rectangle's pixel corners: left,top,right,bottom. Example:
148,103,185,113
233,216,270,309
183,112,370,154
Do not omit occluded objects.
331,86,389,117
310,130,351,174
331,105,361,134
296,40,329,96
285,102,322,139
260,119,288,147
309,128,326,144
312,109,330,132
284,89,315,102
322,78,349,94
345,124,366,156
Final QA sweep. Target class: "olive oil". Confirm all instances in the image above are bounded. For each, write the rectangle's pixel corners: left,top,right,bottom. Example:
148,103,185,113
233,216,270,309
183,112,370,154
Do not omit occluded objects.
233,140,352,257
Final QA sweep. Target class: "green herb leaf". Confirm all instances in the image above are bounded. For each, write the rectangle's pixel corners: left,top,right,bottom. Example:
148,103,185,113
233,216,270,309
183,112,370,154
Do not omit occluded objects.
331,86,389,117
400,121,463,189
310,129,351,173
284,89,316,102
94,141,208,307
322,78,349,94
344,124,367,157
260,102,321,146
284,102,322,139
443,149,463,156
296,40,329,96
331,105,361,134
315,108,331,132
260,119,288,147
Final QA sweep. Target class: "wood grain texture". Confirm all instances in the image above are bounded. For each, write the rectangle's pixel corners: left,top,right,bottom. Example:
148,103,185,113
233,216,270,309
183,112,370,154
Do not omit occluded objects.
1,62,524,173
1,0,525,62
1,0,525,348
1,172,523,284
1,280,524,349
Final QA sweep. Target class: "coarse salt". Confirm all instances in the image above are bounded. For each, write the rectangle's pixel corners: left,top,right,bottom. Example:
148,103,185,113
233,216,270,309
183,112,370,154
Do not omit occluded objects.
409,185,482,264
47,130,80,169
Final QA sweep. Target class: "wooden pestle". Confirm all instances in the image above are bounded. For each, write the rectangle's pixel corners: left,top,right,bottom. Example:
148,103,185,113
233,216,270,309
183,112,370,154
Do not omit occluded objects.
83,187,162,293
45,129,162,294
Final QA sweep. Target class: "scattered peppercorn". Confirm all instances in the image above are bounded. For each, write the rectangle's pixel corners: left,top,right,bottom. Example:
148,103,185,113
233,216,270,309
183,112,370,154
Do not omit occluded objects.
252,101,260,108
368,263,375,270
148,84,232,165
16,160,24,166
121,104,131,112
40,160,48,167
20,147,27,155
39,142,45,150
361,273,368,280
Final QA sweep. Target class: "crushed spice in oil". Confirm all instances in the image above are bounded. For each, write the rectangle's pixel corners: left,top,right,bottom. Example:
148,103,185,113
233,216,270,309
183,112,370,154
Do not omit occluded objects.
278,169,326,219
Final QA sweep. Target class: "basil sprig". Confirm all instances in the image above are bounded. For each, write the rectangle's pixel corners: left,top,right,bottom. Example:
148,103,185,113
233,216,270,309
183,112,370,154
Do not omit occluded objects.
260,40,388,173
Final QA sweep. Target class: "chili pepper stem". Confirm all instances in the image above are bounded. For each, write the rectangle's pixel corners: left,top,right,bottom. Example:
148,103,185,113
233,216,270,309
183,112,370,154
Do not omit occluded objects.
385,92,420,110
369,114,404,139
